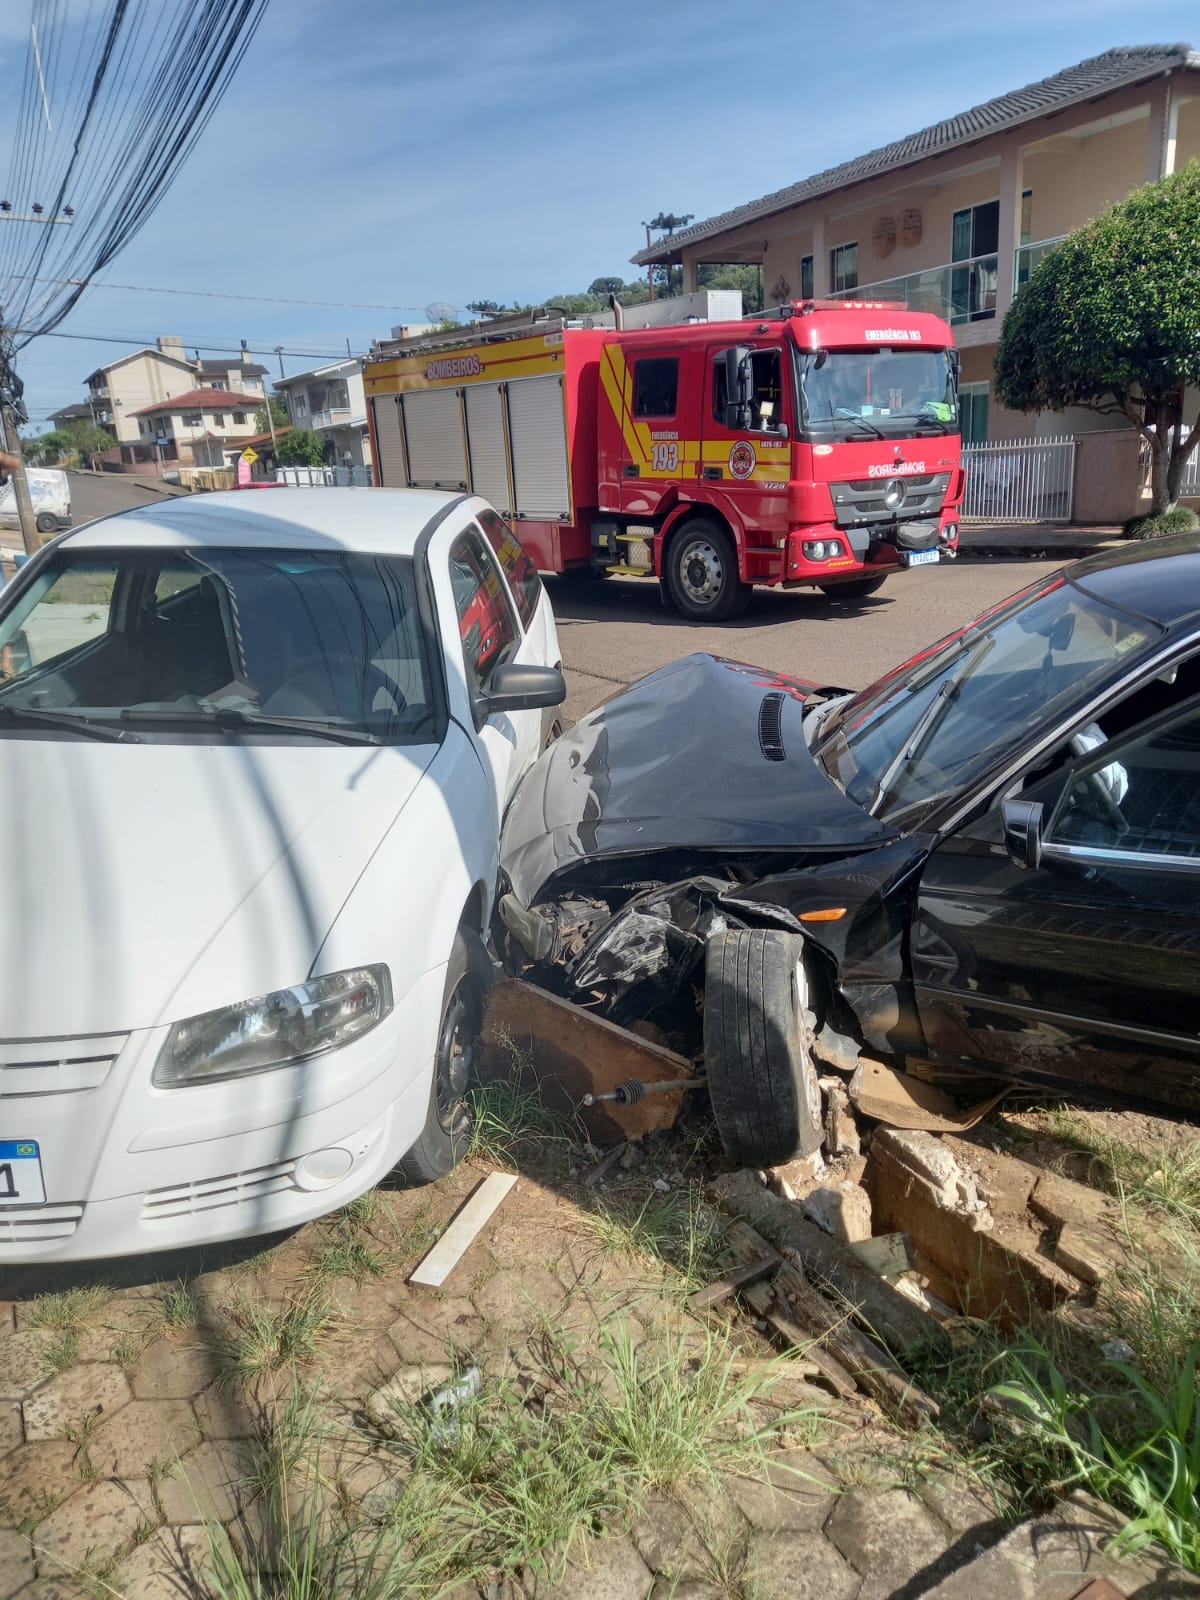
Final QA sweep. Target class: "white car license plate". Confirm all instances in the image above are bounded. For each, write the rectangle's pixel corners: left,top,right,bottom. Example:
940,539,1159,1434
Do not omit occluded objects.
0,1140,47,1206
905,549,940,568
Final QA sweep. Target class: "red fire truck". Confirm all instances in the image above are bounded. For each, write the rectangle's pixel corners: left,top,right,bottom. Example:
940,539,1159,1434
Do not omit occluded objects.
364,299,963,621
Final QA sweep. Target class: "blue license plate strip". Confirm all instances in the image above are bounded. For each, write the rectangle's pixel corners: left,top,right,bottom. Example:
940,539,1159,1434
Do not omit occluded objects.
905,549,940,568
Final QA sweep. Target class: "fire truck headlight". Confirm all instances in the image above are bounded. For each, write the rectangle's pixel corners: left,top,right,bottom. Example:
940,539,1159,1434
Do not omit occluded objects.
802,539,844,561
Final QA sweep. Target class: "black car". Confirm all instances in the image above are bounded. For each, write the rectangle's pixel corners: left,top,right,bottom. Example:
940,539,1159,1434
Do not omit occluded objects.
497,536,1200,1166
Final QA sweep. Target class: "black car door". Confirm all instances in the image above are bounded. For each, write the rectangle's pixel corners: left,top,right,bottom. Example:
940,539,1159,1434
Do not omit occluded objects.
911,692,1200,1115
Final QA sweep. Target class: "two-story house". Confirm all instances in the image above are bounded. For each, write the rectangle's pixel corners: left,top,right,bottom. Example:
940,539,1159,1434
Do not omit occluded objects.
83,337,267,468
633,44,1200,521
130,388,265,469
273,357,372,472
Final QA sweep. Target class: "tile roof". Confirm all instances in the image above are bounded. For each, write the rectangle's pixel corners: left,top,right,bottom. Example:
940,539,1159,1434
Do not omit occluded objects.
131,388,263,417
633,44,1199,263
197,359,268,377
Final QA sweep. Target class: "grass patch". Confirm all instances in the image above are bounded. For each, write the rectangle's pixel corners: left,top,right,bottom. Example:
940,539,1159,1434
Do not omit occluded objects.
306,1236,386,1287
1039,1110,1200,1231
468,1071,582,1174
26,1285,107,1330
46,1329,80,1374
157,1278,199,1330
217,1295,338,1387
576,1187,725,1291
111,1336,140,1372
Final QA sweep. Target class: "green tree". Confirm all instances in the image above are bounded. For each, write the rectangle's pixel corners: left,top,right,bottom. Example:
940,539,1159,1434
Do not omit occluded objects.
699,263,764,314
254,396,289,434
275,428,326,466
24,430,71,463
588,277,625,299
995,163,1200,513
467,300,505,318
61,419,114,459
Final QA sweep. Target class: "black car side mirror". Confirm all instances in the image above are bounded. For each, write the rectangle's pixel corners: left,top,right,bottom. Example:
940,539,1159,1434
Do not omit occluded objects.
481,663,566,718
1002,797,1044,870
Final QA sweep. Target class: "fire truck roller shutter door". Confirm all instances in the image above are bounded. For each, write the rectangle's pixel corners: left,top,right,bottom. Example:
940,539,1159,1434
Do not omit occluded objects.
401,389,469,490
370,396,407,487
507,375,570,522
465,383,511,515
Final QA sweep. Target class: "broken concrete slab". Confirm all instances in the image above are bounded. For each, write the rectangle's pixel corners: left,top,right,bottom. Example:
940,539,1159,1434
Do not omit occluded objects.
767,1152,826,1200
802,1183,873,1244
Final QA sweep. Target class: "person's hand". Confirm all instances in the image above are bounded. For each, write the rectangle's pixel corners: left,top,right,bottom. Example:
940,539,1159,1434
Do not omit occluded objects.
0,448,20,478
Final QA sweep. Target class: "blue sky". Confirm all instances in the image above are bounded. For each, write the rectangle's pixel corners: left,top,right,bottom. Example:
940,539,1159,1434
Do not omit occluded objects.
2,0,1197,428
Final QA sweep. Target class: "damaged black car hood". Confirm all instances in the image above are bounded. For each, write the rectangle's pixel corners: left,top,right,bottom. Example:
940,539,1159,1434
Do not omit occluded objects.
501,652,896,905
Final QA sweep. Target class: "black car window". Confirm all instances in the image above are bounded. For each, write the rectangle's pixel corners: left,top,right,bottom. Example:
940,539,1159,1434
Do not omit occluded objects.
448,529,519,695
1048,696,1200,862
633,358,679,418
477,508,541,631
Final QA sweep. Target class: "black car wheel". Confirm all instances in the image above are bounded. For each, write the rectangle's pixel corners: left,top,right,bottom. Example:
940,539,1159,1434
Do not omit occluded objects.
703,928,824,1167
666,520,750,621
397,926,491,1186
35,512,58,536
819,575,887,600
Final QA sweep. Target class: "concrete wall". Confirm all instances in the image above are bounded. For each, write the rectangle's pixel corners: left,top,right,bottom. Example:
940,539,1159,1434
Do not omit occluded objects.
107,353,197,442
1071,429,1145,524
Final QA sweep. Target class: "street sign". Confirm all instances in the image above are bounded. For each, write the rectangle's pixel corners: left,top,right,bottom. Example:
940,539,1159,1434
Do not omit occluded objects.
240,447,259,465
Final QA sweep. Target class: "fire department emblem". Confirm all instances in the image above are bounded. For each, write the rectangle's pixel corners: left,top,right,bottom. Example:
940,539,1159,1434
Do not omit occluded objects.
728,441,756,480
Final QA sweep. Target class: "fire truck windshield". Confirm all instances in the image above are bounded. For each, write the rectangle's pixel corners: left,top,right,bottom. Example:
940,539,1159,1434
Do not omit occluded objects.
796,348,958,443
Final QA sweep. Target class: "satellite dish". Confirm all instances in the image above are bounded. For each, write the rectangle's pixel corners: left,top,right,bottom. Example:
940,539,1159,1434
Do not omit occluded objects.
424,301,457,324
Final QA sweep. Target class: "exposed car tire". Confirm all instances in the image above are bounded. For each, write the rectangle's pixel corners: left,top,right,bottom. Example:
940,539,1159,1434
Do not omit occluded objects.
665,519,750,621
819,575,887,600
35,513,58,535
703,929,824,1167
397,926,492,1186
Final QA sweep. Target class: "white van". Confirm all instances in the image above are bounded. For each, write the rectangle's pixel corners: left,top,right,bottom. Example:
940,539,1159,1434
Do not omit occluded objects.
0,468,72,536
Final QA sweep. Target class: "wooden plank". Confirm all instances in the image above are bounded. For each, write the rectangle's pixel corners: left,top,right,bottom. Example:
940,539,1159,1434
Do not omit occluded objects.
740,1279,857,1397
408,1172,517,1289
480,978,698,1143
687,1256,777,1313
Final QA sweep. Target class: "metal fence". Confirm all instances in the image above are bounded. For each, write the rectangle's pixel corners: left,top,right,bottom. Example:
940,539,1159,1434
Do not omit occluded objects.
962,435,1076,523
274,464,374,488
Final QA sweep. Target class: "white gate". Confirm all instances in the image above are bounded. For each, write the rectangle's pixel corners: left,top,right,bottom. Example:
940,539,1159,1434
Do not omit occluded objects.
962,435,1076,522
275,464,374,487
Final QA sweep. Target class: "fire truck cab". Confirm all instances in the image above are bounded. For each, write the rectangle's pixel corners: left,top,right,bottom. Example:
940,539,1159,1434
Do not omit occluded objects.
365,298,962,622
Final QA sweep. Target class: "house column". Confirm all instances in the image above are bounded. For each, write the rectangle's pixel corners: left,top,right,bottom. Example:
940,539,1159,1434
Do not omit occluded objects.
811,215,828,296
995,140,1025,326
682,254,700,293
1145,78,1180,181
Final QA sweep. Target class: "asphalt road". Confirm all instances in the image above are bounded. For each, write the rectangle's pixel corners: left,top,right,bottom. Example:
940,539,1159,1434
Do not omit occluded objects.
66,470,183,527
545,559,1064,724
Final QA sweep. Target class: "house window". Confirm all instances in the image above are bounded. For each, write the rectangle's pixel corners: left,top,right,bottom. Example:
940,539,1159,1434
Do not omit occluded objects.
959,383,990,446
210,380,227,390
183,413,202,428
233,411,246,425
633,357,679,418
951,201,1000,323
1020,187,1033,247
293,394,307,417
800,255,814,300
831,243,858,294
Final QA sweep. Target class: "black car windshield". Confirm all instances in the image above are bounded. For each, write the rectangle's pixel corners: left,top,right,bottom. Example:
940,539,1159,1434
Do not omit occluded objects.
797,347,957,442
816,576,1163,821
0,546,437,743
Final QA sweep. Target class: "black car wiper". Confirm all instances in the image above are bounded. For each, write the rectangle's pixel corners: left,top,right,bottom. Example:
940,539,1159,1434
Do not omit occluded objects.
911,416,952,434
119,705,384,745
835,409,885,440
0,703,142,742
868,635,995,817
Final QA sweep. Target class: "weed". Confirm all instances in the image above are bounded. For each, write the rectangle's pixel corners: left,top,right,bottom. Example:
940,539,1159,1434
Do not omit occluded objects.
111,1336,140,1373
64,1409,104,1453
157,1278,199,1330
991,1339,1200,1574
468,1053,581,1173
148,1453,182,1489
26,1286,107,1330
305,1235,386,1288
341,1190,379,1233
577,1188,725,1290
217,1295,337,1387
46,1329,80,1374
1040,1111,1200,1231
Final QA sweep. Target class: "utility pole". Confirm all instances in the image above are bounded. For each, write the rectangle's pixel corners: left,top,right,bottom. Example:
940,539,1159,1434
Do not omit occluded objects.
0,330,37,556
243,338,277,457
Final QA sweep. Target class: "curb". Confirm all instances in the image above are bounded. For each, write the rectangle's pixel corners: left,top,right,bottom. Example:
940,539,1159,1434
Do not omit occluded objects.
959,541,1123,562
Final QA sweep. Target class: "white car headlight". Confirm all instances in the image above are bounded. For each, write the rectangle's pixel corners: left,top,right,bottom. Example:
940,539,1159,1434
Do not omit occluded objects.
153,966,393,1087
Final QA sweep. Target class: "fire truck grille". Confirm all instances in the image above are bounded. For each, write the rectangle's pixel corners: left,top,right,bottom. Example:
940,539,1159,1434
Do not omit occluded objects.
830,473,950,528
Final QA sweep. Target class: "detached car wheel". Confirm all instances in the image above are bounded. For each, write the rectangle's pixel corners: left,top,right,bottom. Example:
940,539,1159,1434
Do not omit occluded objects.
703,929,824,1167
397,926,492,1186
666,520,750,621
819,575,887,600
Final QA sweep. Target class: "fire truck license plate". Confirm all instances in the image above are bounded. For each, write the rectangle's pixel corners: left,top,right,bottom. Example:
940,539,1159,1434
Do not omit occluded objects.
904,550,940,568
0,1141,47,1206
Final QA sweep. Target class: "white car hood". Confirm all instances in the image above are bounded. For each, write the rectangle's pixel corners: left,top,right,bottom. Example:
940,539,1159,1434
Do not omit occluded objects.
0,737,434,1037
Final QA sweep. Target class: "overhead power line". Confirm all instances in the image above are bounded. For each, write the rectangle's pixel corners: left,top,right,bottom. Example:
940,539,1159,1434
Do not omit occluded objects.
11,274,450,315
12,327,359,359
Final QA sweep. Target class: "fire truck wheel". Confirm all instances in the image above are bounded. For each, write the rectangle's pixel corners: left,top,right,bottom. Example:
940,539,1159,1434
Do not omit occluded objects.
703,928,824,1167
820,575,887,600
665,520,749,621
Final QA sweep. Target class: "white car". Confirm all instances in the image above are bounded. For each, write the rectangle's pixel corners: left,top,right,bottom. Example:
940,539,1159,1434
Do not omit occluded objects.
0,488,564,1262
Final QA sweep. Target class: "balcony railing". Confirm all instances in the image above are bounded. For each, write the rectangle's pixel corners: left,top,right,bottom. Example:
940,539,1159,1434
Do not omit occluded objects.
310,407,352,430
1014,235,1068,291
832,252,998,325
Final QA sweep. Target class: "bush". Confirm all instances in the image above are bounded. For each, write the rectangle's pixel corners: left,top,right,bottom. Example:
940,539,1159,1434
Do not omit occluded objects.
1124,507,1200,540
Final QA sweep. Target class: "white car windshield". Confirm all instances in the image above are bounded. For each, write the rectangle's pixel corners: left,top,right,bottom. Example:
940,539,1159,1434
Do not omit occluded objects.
0,546,437,744
815,577,1162,820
